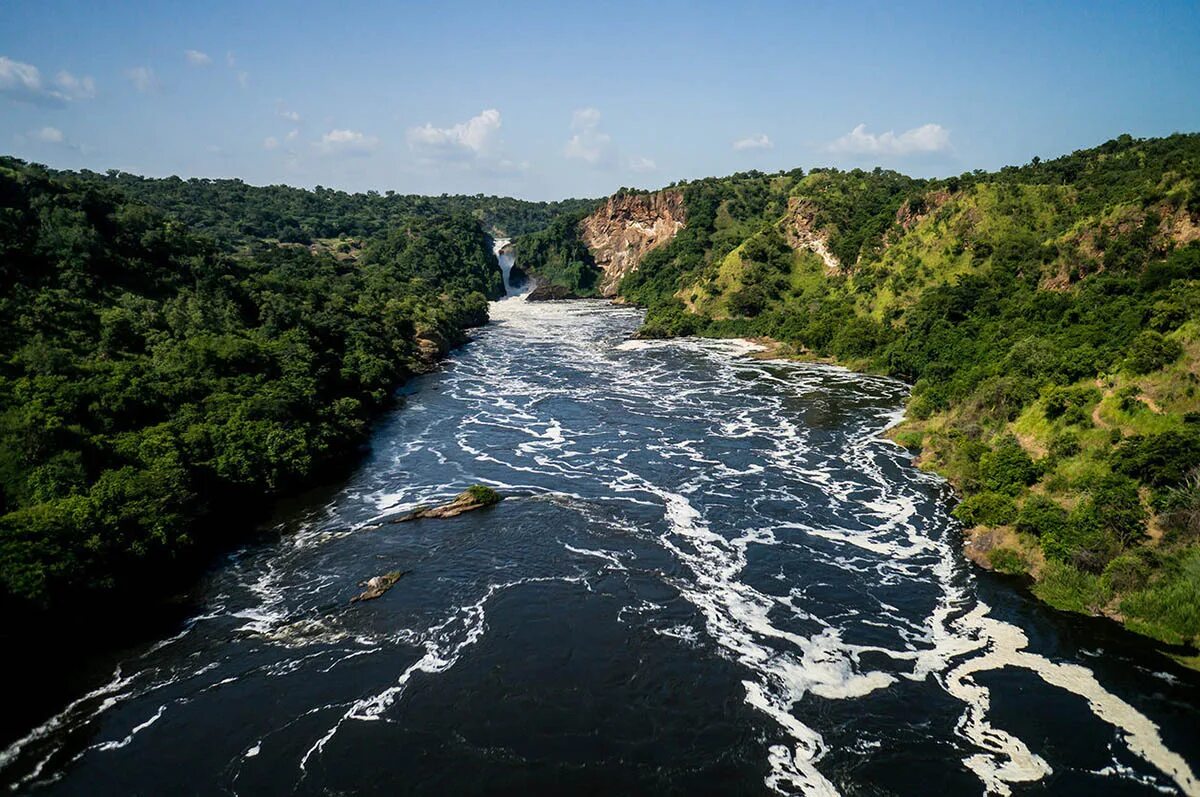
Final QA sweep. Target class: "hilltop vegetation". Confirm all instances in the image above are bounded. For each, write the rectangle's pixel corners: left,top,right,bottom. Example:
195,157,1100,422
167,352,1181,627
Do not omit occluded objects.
612,133,1200,651
60,168,598,249
0,157,507,616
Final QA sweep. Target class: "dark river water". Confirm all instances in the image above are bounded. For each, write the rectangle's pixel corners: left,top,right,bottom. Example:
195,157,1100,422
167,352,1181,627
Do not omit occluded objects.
2,293,1199,796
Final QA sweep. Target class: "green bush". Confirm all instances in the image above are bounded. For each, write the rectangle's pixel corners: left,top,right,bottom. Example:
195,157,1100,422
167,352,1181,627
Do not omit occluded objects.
1032,560,1112,614
952,491,1018,526
1048,432,1081,460
1160,468,1200,539
1120,548,1200,645
465,484,501,505
979,436,1040,495
1043,385,1101,421
1041,501,1119,573
1102,553,1151,593
1124,330,1183,374
988,547,1029,575
1090,474,1147,546
1112,429,1200,487
1016,494,1070,537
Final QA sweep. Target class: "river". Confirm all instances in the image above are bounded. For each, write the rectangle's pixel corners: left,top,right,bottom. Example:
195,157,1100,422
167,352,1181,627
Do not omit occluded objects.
1,289,1198,795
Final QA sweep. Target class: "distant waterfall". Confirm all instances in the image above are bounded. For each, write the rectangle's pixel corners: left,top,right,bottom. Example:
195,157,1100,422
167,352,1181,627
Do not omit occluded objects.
493,238,515,295
492,237,528,297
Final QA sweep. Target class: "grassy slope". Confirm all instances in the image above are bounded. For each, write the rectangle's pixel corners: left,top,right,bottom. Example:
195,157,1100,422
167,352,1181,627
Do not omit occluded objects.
617,134,1200,654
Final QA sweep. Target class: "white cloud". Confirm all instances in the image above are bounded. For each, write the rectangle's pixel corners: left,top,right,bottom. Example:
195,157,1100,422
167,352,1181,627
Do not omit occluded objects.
185,49,212,66
16,125,87,152
264,136,279,150
408,109,502,159
564,107,613,166
828,123,950,156
629,156,657,172
236,71,249,89
0,56,94,105
33,126,64,143
226,51,236,68
126,66,159,93
733,133,772,151
286,128,299,142
0,56,41,100
54,71,95,100
281,109,301,123
316,128,379,155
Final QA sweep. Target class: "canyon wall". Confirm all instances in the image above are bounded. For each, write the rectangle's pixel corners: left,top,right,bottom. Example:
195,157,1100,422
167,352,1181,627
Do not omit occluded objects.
579,190,686,296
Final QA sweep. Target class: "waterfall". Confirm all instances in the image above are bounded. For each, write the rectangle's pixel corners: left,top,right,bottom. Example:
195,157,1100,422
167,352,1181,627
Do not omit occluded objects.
492,237,529,298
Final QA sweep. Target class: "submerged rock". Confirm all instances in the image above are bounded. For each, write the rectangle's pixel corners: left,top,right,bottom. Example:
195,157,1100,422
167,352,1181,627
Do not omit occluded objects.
350,570,407,603
389,484,503,522
526,283,580,301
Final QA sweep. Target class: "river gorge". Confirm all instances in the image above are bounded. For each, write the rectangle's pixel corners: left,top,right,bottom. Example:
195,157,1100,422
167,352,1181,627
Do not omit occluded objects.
1,292,1198,796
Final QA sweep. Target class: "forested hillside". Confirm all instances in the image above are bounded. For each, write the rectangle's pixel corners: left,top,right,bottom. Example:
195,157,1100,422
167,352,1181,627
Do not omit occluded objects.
569,134,1200,653
61,168,598,249
0,157,504,617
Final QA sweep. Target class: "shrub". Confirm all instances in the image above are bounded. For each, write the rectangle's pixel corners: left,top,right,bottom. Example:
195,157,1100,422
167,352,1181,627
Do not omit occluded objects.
1041,501,1118,573
1160,468,1200,540
1048,432,1081,460
1112,429,1200,487
989,547,1029,575
1043,385,1101,421
1090,474,1147,546
729,283,768,317
1016,494,1069,537
465,484,501,505
1116,385,1143,413
1120,549,1200,645
952,491,1018,526
1124,330,1183,374
979,436,1039,494
1102,553,1151,593
1032,560,1112,614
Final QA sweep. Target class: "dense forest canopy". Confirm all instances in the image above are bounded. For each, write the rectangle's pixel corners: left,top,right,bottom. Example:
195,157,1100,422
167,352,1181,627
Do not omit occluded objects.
54,167,599,249
0,157,511,616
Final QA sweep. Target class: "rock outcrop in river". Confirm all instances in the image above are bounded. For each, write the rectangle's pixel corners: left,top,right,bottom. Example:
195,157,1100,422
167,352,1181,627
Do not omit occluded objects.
388,485,502,522
526,283,580,301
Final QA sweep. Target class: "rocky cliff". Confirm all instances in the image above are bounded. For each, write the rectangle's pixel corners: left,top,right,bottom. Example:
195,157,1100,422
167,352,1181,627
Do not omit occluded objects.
781,197,841,273
579,190,686,296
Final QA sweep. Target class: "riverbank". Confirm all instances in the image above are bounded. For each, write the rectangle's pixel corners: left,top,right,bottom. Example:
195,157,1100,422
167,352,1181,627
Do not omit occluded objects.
689,330,1200,668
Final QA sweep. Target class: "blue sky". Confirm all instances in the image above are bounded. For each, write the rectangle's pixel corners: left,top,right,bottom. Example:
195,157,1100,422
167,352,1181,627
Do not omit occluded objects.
2,1,1198,200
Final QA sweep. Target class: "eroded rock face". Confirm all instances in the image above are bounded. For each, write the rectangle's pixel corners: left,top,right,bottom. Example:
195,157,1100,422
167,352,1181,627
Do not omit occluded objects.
782,197,842,273
579,190,686,296
894,190,952,232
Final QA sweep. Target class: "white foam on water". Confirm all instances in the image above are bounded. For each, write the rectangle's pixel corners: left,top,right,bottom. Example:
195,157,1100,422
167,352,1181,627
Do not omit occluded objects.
563,542,628,571
942,606,1198,796
604,335,1198,797
91,705,167,752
